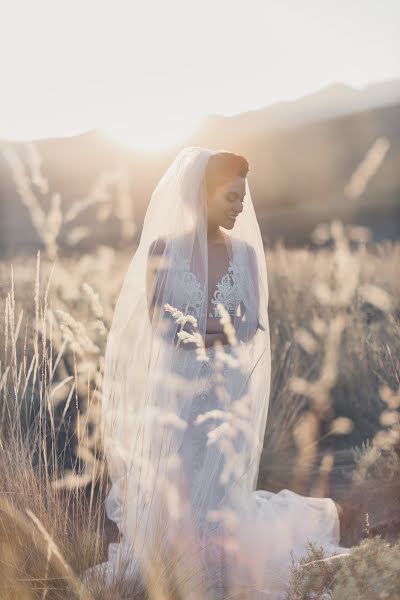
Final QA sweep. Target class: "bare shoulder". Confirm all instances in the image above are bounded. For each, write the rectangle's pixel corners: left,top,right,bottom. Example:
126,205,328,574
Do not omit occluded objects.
148,232,193,256
148,237,166,256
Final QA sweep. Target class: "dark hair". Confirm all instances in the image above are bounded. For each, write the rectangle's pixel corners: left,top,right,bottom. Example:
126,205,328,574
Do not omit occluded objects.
205,152,249,197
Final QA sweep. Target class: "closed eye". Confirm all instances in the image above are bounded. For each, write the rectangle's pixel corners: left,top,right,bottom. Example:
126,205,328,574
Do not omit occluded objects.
228,192,245,203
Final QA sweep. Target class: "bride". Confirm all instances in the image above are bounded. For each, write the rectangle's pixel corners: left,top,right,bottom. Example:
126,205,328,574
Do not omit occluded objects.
87,147,350,598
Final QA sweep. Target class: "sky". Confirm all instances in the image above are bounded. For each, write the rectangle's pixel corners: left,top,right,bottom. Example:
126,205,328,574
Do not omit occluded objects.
0,0,399,150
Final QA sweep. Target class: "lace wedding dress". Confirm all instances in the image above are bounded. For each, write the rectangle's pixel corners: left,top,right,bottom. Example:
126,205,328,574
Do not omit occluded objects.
84,147,351,599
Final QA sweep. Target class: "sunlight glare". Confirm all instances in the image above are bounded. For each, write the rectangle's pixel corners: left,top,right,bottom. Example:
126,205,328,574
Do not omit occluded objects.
101,111,203,152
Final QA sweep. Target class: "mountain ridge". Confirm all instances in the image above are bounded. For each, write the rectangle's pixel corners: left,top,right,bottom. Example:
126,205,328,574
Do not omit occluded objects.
1,78,399,147
0,81,399,255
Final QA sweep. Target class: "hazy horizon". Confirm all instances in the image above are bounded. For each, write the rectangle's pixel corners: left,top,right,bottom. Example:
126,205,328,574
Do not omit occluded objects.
1,0,399,149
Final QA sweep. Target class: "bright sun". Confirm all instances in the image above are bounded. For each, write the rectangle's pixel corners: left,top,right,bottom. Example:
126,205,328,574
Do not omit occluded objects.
101,111,203,153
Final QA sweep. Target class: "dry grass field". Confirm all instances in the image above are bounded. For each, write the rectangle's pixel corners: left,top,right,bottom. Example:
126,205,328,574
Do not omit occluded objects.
1,233,400,598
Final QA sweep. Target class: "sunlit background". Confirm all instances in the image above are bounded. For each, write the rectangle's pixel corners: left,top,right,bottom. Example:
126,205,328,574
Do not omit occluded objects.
0,0,399,151
0,0,399,254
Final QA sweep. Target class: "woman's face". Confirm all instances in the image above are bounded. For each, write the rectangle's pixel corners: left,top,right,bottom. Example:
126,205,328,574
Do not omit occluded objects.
207,176,246,230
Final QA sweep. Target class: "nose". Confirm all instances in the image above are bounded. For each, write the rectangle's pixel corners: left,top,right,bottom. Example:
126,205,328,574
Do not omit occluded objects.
235,199,244,215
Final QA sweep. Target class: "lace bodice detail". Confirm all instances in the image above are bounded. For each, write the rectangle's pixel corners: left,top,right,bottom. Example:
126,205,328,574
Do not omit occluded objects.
208,259,242,318
172,257,206,319
172,256,243,320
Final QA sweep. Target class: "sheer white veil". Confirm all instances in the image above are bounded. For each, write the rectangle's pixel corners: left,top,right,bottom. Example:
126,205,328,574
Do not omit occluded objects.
100,146,271,587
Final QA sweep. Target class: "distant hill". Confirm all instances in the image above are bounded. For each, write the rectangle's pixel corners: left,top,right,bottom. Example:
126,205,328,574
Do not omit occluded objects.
0,80,399,256
194,79,400,144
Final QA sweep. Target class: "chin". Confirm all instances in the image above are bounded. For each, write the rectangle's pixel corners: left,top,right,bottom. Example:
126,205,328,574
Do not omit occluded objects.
223,220,235,230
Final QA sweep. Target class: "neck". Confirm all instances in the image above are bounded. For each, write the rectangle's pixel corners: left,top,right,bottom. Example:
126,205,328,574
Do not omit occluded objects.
207,223,223,242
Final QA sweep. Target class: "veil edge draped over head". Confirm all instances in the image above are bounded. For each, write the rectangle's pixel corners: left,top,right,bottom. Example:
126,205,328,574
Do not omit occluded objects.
100,146,271,584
